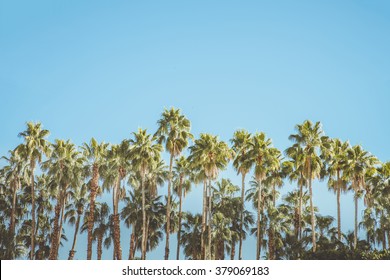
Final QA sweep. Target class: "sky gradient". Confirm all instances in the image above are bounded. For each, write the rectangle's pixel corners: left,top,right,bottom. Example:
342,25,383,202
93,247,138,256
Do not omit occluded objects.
1,0,390,259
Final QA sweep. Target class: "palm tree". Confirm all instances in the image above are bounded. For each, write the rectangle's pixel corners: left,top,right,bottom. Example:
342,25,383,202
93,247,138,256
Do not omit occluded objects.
0,150,28,259
104,140,131,260
326,139,350,240
247,176,273,259
278,190,311,259
188,133,232,259
121,190,140,260
82,138,109,260
65,183,88,260
42,139,84,259
180,213,202,260
172,156,192,260
93,203,111,260
284,144,307,241
16,122,51,259
367,162,390,249
34,177,54,260
288,120,328,252
230,129,252,260
130,128,163,260
344,145,378,249
246,132,279,259
267,205,291,259
155,107,192,260
212,178,240,260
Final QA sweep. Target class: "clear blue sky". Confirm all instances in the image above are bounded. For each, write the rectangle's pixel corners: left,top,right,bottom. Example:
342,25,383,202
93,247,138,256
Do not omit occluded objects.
1,0,389,259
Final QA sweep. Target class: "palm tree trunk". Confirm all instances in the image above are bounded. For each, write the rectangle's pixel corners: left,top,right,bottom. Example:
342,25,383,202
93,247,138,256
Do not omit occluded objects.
259,212,264,259
382,223,386,250
308,161,316,252
30,160,36,260
207,179,212,260
337,170,342,240
298,178,303,241
201,179,207,259
49,196,61,260
141,177,146,260
164,154,174,260
87,164,99,260
176,176,183,260
113,177,122,260
128,232,132,260
8,186,17,259
113,214,122,260
354,195,358,249
239,172,245,260
256,178,262,260
230,241,235,260
97,234,103,260
145,217,150,259
56,194,66,256
129,224,135,260
387,231,390,250
68,213,81,260
268,227,275,260
216,240,224,260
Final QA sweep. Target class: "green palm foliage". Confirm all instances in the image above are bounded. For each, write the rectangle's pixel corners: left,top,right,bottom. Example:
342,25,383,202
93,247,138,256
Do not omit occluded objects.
0,150,28,259
325,139,350,240
172,156,192,260
344,145,379,249
104,140,131,260
1,116,389,260
130,129,163,260
230,129,251,260
42,139,84,259
65,183,88,260
246,132,280,259
16,122,51,259
82,138,109,260
180,213,202,260
155,107,193,260
93,202,111,260
288,120,328,252
284,144,307,240
188,133,232,259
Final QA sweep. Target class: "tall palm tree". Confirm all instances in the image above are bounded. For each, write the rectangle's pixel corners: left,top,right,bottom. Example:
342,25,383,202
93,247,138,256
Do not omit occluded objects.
246,132,279,259
267,205,291,260
172,156,192,260
121,190,140,260
0,150,28,259
367,162,390,249
42,139,84,259
284,144,307,240
344,145,378,249
230,129,252,260
278,190,311,259
34,177,54,260
155,107,192,260
16,122,51,259
180,213,202,260
130,129,163,260
82,138,109,260
326,139,350,240
188,133,232,259
288,120,328,252
65,183,88,260
212,178,240,260
104,140,131,260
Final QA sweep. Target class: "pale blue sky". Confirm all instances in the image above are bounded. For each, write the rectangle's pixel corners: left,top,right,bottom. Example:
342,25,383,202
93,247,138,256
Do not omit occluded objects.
1,0,389,259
